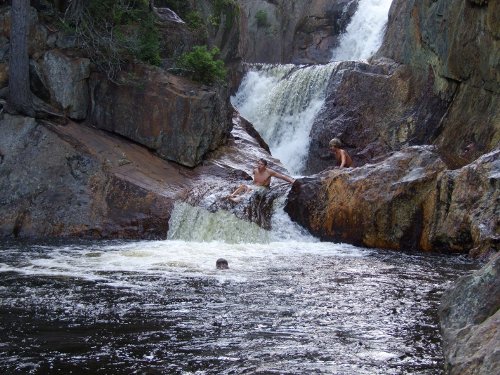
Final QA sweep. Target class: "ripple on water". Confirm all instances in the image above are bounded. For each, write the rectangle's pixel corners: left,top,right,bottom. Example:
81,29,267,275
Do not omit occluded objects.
0,240,477,374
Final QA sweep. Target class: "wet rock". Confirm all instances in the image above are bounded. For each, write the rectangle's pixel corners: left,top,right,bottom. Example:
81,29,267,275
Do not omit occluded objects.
305,60,451,174
439,253,500,375
288,146,447,250
0,111,282,240
288,146,499,255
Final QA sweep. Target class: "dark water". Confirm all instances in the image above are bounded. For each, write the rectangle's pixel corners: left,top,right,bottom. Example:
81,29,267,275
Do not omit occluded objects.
0,240,477,374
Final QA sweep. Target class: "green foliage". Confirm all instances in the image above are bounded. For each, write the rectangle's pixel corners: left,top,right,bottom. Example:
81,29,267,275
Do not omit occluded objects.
137,21,162,66
210,0,238,30
64,0,161,79
176,45,226,85
255,10,269,28
185,11,205,30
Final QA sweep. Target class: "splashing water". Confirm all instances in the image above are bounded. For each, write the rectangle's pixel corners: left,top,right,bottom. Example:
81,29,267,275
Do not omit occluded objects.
331,0,393,61
231,63,337,175
167,199,316,244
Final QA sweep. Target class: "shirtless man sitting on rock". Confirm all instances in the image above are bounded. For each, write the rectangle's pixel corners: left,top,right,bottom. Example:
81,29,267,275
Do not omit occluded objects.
228,158,295,202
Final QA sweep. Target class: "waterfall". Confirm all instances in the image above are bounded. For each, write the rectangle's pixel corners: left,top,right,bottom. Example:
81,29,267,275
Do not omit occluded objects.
231,2,393,174
167,200,316,244
331,0,393,61
231,63,337,175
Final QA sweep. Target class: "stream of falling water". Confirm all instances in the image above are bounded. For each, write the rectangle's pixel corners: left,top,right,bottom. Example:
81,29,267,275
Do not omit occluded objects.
331,0,394,61
231,63,337,175
231,0,394,175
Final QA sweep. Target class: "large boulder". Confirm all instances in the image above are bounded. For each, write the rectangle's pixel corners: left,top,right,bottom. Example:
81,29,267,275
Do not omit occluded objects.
288,146,447,250
425,150,500,255
238,0,358,64
0,112,286,239
0,114,176,238
89,64,233,167
287,146,499,254
439,252,500,375
305,60,450,173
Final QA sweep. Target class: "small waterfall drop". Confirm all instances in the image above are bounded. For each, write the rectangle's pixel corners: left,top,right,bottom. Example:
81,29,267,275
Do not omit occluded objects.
331,0,393,61
167,200,316,244
231,63,337,175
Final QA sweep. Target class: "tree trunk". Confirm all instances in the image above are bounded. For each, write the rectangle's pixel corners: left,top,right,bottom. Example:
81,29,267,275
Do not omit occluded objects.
8,0,33,116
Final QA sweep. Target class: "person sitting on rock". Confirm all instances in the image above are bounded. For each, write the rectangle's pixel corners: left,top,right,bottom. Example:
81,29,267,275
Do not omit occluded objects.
228,158,295,202
329,138,352,168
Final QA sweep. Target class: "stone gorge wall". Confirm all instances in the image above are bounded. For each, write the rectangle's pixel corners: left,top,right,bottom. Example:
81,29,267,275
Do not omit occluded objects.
238,0,358,64
377,0,499,167
305,0,498,173
0,3,234,168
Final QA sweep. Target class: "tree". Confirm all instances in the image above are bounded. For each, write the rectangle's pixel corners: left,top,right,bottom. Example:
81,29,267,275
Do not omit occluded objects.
8,0,34,116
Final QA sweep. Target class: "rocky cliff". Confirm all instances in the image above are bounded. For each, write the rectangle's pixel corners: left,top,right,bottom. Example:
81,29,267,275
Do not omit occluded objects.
287,147,499,254
238,0,358,64
377,0,499,168
292,0,499,259
305,0,498,173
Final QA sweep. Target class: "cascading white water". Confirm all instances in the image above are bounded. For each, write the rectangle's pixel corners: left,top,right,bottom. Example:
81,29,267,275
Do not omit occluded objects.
167,199,316,244
231,63,337,175
231,2,393,174
331,0,393,61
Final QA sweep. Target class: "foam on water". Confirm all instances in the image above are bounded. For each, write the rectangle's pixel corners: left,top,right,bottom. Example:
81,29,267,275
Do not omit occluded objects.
0,239,368,287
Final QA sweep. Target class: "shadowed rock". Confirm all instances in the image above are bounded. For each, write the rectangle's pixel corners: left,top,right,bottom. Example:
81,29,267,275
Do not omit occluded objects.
439,252,500,375
89,64,232,168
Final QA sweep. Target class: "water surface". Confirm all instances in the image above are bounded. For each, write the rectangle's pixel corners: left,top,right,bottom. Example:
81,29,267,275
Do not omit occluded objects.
0,239,476,374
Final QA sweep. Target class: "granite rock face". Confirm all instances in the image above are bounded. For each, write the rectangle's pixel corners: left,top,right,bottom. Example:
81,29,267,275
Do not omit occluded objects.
426,150,500,255
376,0,499,167
305,60,451,173
39,50,90,120
89,65,233,168
287,146,499,254
0,112,288,239
439,252,500,375
287,146,447,250
238,0,358,64
305,0,498,174
0,114,175,238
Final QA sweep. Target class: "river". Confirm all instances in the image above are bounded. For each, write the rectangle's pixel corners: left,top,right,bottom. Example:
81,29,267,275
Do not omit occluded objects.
0,204,477,374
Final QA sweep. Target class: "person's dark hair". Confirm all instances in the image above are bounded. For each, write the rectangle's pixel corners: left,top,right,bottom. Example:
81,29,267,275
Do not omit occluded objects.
259,158,268,166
